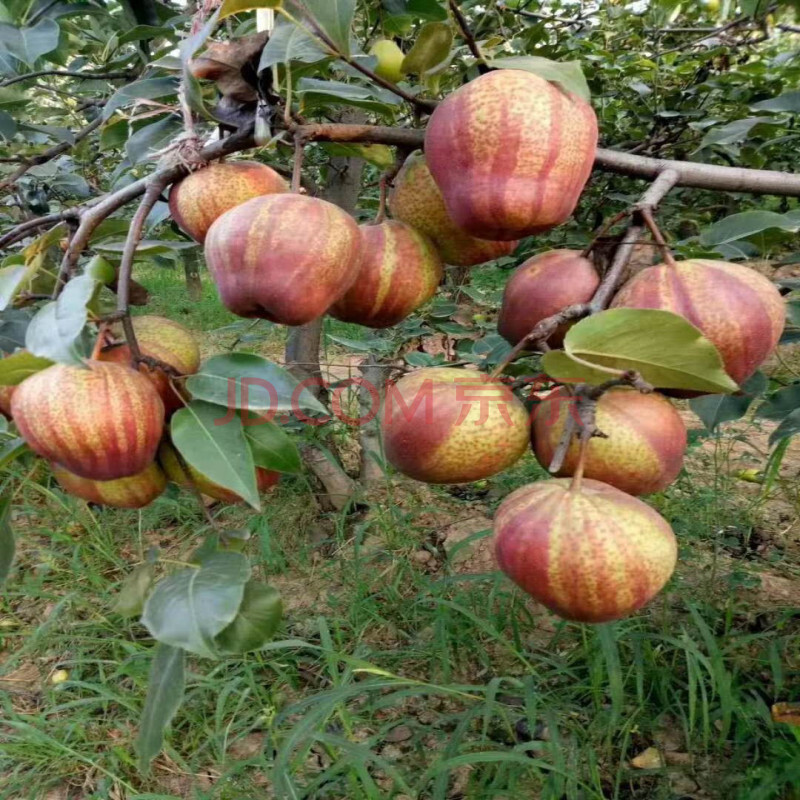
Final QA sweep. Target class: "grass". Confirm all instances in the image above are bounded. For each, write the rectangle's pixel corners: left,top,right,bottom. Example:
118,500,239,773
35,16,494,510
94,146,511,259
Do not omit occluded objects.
2,265,800,799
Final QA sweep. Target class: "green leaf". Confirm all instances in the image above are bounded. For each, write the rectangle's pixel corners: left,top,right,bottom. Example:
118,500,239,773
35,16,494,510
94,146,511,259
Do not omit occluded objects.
113,564,155,618
244,419,302,474
296,77,401,112
215,581,282,654
770,407,800,447
698,117,780,149
102,77,179,121
752,91,800,112
0,109,14,139
186,353,328,416
220,0,282,19
141,551,250,658
125,113,182,165
25,275,96,365
288,0,356,57
383,0,447,20
0,20,60,66
401,21,453,75
699,211,800,247
488,56,591,102
0,311,31,356
135,643,186,774
93,239,198,255
542,308,739,394
757,383,800,420
0,496,13,587
690,372,767,432
0,263,34,312
0,349,52,385
171,400,261,510
0,437,26,469
259,17,330,69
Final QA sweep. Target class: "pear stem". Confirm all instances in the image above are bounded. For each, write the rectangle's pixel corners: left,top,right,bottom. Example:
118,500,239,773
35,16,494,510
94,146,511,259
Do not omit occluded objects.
569,433,590,494
291,135,306,194
640,206,677,267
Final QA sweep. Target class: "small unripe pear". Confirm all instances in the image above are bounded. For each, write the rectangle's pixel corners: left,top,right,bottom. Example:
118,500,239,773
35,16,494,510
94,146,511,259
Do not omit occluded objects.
370,39,405,83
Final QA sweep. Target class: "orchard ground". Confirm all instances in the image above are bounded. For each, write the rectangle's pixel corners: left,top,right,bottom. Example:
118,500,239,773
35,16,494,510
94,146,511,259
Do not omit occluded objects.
1,262,800,800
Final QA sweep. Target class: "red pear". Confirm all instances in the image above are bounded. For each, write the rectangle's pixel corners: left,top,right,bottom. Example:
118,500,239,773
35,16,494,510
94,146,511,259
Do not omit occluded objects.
98,316,200,416
52,461,167,509
425,70,598,240
204,194,364,326
388,152,518,267
498,250,600,347
611,259,785,385
494,478,677,623
382,367,530,484
159,442,279,504
532,387,687,496
11,361,164,481
330,220,443,328
169,160,288,243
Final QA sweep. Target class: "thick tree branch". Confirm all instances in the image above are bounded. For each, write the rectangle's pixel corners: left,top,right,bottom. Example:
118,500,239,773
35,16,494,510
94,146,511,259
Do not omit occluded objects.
10,121,800,271
449,0,490,73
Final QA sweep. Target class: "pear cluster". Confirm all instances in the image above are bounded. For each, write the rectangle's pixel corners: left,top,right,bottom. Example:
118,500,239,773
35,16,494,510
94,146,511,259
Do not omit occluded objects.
5,317,279,510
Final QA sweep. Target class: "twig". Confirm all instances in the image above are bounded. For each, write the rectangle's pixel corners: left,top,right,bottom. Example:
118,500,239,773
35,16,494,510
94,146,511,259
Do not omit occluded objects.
496,1,588,27
116,179,170,359
0,210,81,249
590,168,680,310
291,134,306,193
640,207,677,266
488,303,591,380
286,2,436,113
0,69,135,88
449,0,490,72
0,116,103,193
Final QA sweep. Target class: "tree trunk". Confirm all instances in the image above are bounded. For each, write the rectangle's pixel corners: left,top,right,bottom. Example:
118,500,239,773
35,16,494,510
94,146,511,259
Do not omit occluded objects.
285,110,366,511
183,248,202,302
358,355,386,484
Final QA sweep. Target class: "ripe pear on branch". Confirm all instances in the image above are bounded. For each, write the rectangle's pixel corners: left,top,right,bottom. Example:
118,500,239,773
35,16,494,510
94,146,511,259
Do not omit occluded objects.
532,387,688,496
52,461,167,509
612,258,785,386
382,367,530,484
169,160,288,243
425,69,598,241
388,152,519,267
330,220,443,328
493,476,678,623
98,316,200,417
498,250,600,348
204,194,364,326
11,361,164,481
